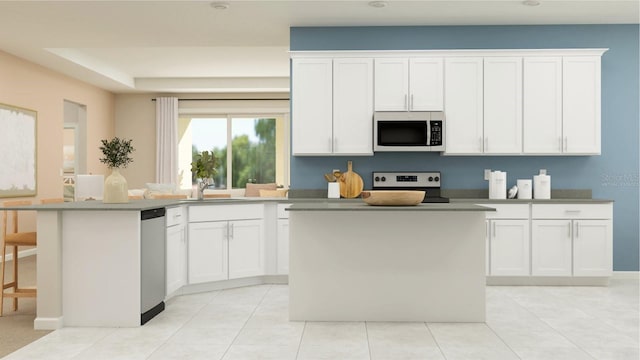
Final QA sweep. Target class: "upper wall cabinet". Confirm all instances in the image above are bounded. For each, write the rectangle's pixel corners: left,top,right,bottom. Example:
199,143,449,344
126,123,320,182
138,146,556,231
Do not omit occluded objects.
523,55,602,155
291,49,606,156
374,58,443,111
292,57,373,156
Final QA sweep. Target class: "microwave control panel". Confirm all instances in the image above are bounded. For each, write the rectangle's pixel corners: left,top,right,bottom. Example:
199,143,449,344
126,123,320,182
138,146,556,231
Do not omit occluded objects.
430,121,443,146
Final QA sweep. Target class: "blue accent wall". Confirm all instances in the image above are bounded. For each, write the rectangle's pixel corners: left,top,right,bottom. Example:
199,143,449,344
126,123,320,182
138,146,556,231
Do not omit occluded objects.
289,25,639,271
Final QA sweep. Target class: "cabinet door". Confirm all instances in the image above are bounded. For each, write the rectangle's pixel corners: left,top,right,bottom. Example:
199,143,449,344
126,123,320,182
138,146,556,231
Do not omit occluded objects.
166,225,186,295
277,219,290,275
188,222,228,284
489,219,530,276
228,219,265,279
573,220,612,276
292,58,333,155
531,220,572,276
523,57,563,154
444,57,484,154
333,58,374,155
374,58,409,111
409,58,443,111
483,57,522,154
563,56,601,154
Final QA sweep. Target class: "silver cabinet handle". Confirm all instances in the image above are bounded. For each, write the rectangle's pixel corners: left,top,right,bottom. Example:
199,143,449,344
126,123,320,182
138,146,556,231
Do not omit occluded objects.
559,137,563,152
404,94,408,110
479,137,483,152
328,137,332,152
230,223,234,239
484,137,488,152
563,136,568,152
492,222,496,238
568,222,571,238
575,222,579,238
410,94,414,110
333,137,337,152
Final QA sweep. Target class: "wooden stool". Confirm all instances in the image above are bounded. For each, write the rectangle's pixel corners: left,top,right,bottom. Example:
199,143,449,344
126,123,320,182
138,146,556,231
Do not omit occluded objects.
40,198,64,204
1,200,37,316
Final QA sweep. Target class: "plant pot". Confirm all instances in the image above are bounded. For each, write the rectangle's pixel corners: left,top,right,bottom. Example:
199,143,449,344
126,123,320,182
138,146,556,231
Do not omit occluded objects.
103,168,129,203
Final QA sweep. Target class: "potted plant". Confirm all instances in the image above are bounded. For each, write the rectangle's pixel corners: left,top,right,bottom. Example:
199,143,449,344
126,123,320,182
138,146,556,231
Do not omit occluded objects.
191,150,217,200
99,137,135,203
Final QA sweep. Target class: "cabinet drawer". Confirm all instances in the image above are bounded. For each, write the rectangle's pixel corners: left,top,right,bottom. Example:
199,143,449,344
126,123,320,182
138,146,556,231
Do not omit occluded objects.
189,204,264,222
166,206,184,227
532,204,612,219
481,204,530,219
277,203,292,219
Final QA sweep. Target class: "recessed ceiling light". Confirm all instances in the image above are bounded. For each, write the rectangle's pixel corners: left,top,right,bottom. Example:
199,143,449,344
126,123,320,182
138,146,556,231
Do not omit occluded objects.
368,1,388,8
210,2,230,10
522,0,541,6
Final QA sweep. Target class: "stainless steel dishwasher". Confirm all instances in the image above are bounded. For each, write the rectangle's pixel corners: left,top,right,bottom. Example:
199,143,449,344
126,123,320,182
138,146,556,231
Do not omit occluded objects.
140,207,166,325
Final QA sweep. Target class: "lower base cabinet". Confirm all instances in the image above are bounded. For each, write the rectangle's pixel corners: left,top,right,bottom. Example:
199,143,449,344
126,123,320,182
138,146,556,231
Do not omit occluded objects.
166,223,187,295
531,220,572,276
277,219,289,275
488,219,530,276
188,219,265,284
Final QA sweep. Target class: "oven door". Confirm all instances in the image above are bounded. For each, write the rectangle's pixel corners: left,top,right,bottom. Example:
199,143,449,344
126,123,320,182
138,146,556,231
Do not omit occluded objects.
375,121,430,151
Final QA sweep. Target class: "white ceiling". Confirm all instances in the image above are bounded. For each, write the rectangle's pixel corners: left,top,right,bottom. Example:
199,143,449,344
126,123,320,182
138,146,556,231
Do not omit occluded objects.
0,0,637,94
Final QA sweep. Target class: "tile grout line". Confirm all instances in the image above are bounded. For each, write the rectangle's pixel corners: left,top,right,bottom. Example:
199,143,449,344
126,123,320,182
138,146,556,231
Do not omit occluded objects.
499,286,598,360
295,321,307,360
144,290,223,359
424,322,448,360
364,321,372,360
218,285,273,360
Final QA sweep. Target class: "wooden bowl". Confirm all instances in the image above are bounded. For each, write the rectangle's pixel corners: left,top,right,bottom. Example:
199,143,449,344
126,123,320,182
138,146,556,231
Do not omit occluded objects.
361,190,425,206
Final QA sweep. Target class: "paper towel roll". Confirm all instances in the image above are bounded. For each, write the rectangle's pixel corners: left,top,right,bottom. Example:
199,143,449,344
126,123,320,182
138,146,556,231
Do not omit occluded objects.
533,175,551,199
517,179,532,199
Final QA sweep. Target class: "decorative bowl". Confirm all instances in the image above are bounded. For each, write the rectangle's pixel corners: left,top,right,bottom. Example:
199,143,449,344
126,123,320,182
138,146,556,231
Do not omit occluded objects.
361,190,425,206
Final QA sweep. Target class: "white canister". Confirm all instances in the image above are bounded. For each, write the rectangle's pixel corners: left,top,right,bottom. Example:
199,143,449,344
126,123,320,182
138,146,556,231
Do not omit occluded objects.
489,171,507,199
533,175,551,199
328,182,340,199
517,179,532,199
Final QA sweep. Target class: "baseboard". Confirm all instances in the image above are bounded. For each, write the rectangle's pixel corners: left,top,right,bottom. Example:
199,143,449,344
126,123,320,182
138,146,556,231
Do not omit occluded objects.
34,316,64,330
0,248,36,263
612,271,639,280
179,275,289,296
487,276,610,286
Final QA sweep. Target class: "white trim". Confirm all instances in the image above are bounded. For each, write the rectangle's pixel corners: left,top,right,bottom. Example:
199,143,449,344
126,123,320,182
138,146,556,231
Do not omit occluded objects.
290,49,609,58
0,248,36,263
612,271,640,280
34,316,64,330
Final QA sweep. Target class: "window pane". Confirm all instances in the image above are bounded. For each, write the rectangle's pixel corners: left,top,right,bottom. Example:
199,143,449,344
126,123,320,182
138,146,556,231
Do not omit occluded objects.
231,118,276,188
190,118,227,189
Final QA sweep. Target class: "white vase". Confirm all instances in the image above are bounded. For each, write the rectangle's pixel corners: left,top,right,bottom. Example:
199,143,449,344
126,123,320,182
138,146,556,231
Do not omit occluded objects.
103,168,129,203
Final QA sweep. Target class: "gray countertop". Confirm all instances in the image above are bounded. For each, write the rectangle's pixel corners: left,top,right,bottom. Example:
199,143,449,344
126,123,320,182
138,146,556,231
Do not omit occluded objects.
287,202,495,212
0,195,612,211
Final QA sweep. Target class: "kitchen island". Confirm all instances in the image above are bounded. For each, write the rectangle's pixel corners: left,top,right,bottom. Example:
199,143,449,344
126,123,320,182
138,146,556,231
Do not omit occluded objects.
287,202,494,322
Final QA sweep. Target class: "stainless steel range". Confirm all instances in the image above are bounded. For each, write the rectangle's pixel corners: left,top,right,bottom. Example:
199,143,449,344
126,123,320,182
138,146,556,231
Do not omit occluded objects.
372,171,450,203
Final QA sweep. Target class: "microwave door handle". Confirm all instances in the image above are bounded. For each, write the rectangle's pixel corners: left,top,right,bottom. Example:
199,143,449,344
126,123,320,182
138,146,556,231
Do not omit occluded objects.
426,122,431,146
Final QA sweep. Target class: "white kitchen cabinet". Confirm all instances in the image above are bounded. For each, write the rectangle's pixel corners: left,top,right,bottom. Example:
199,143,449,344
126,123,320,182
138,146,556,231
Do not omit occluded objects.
276,203,291,275
523,55,602,155
573,220,612,276
333,58,374,155
187,204,265,285
291,58,333,155
228,219,265,279
374,58,444,111
292,57,373,155
563,56,601,154
488,219,530,276
484,204,530,276
483,57,523,154
188,221,228,284
444,57,484,154
166,206,187,296
531,220,572,276
531,204,612,277
523,57,563,154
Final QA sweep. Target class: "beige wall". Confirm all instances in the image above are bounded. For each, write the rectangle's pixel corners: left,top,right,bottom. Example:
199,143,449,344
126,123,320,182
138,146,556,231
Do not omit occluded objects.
0,50,115,229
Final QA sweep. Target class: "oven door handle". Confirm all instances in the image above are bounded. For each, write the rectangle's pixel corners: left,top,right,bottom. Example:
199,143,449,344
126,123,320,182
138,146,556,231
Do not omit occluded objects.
426,122,431,146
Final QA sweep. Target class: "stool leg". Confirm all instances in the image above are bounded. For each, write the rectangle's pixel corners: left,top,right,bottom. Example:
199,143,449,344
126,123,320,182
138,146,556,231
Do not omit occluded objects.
0,243,5,317
11,245,17,311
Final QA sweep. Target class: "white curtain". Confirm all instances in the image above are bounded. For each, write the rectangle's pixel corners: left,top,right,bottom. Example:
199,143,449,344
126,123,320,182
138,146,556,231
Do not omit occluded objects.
155,97,178,184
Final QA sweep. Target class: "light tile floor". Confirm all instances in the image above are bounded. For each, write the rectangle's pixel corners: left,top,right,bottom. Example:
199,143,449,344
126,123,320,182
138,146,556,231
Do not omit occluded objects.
3,279,638,360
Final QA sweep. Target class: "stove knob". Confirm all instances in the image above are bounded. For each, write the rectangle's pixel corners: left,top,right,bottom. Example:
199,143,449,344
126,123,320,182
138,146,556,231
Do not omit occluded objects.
428,176,434,182
374,176,380,182
434,176,440,182
381,176,386,182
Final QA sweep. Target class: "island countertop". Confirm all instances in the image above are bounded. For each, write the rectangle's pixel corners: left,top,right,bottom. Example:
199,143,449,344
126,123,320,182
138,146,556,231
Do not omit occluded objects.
287,202,496,212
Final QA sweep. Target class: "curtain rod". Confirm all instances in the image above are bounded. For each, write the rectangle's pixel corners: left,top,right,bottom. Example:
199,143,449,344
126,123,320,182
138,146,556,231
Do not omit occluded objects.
151,98,289,101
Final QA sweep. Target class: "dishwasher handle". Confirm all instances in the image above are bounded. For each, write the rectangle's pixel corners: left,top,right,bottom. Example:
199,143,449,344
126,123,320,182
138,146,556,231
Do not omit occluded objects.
141,207,166,220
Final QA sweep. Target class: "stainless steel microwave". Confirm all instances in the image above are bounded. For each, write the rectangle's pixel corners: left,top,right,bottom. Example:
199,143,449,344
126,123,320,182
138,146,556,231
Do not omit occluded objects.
373,111,445,152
